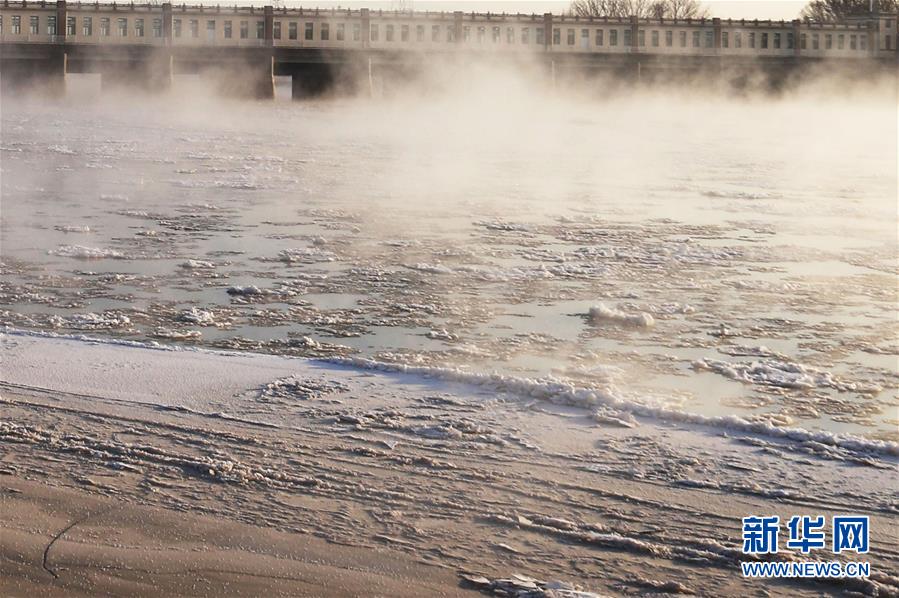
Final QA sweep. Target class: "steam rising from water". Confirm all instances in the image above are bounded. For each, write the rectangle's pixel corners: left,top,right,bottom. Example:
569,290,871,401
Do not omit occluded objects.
1,63,897,441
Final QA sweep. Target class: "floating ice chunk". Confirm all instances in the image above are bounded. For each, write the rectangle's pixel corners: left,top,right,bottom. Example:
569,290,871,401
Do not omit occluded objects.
226,285,273,296
588,304,655,328
179,259,216,269
277,248,335,263
51,245,125,260
382,239,421,248
427,329,456,341
719,345,787,359
406,262,563,282
709,324,734,337
694,358,818,389
186,202,221,210
117,209,150,218
54,225,91,233
51,312,132,330
288,336,321,349
694,358,881,393
475,219,533,232
457,264,557,282
152,328,201,340
392,302,440,315
98,273,135,283
176,308,218,326
546,262,608,278
48,144,75,155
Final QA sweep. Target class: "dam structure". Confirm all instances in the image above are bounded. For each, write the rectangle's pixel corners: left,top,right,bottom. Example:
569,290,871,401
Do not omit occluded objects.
1,1,897,97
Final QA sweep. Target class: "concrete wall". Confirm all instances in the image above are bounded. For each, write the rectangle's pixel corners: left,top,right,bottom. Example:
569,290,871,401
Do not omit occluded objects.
169,9,267,48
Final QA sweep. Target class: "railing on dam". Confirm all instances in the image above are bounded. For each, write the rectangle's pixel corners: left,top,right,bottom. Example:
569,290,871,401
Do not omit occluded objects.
0,0,896,60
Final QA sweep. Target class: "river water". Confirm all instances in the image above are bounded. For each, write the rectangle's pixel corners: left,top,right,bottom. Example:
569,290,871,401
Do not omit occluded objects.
1,73,896,441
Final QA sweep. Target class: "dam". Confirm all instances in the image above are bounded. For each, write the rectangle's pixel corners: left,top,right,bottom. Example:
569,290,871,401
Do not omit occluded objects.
1,1,897,97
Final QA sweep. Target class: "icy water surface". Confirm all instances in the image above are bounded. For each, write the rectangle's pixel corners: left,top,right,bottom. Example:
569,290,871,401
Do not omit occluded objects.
2,81,897,441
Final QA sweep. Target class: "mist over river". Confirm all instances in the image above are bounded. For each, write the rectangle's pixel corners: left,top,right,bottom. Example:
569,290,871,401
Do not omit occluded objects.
2,70,897,442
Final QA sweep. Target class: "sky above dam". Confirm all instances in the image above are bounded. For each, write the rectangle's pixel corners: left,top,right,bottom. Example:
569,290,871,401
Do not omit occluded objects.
249,1,809,20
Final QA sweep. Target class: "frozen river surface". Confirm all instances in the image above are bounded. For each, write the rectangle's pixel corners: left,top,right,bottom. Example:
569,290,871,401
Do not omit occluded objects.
1,80,897,442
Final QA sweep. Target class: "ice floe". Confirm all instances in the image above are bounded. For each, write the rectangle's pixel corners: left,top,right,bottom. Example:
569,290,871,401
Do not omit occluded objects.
694,357,882,393
152,327,202,340
54,225,92,233
179,259,216,269
329,355,899,457
48,312,133,330
588,304,655,328
50,245,125,260
276,248,336,263
176,308,219,326
226,285,274,296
